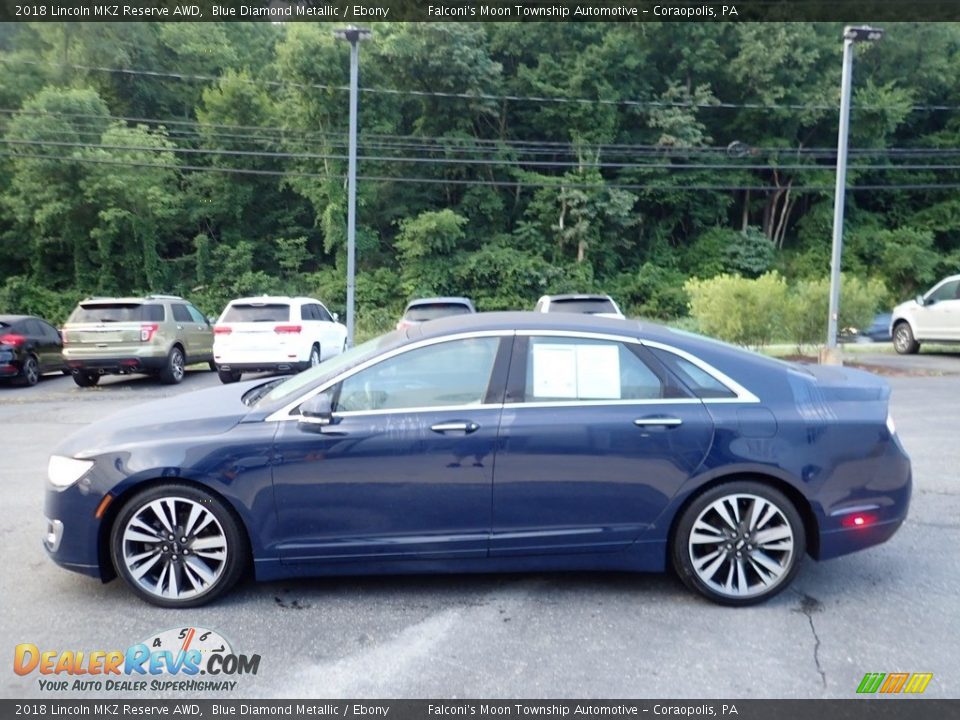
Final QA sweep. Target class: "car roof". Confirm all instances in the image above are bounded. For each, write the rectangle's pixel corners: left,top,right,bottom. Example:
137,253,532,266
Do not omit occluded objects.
405,297,474,308
79,296,178,305
0,314,33,323
227,296,317,305
543,293,615,302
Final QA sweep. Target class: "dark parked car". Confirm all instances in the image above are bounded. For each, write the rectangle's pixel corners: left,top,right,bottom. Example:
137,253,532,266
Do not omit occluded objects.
44,313,911,608
0,314,66,386
841,313,893,343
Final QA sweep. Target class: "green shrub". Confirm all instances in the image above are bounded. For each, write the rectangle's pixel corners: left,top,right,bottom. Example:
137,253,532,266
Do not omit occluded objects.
684,226,775,279
684,271,788,348
785,275,888,350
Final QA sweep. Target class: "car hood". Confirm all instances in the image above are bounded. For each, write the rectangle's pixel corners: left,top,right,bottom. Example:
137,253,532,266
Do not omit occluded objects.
53,382,257,459
892,299,919,314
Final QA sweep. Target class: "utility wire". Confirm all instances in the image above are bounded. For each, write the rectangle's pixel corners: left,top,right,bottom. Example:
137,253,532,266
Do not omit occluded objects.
3,149,960,193
4,57,959,113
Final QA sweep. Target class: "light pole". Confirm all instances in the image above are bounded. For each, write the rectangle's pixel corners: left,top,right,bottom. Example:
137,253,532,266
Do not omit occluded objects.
334,26,371,348
825,25,884,362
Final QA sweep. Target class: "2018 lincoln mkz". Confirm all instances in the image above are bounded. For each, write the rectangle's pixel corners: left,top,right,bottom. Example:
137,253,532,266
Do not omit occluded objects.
44,312,911,607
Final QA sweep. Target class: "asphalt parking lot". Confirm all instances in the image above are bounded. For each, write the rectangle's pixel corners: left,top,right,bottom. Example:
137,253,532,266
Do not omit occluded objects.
1,359,958,700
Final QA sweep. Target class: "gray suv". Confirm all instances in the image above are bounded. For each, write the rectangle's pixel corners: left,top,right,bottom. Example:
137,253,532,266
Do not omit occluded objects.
62,295,214,386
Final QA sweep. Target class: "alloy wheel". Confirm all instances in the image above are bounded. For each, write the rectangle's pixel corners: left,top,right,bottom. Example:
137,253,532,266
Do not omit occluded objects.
119,497,228,601
22,356,40,386
687,493,795,600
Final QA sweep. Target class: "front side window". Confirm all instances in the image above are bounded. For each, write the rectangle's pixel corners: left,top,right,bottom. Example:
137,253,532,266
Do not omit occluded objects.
524,336,662,401
335,337,500,413
927,279,960,303
186,305,207,324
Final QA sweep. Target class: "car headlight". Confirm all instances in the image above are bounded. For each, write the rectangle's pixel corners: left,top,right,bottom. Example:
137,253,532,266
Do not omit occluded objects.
47,455,94,489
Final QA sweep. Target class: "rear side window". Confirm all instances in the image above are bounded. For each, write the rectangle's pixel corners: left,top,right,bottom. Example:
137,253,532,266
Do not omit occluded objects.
404,303,472,322
649,348,736,399
69,303,164,323
222,303,290,323
548,298,617,314
171,304,192,322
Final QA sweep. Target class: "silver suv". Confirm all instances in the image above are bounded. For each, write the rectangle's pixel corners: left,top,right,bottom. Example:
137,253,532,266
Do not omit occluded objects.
62,295,214,386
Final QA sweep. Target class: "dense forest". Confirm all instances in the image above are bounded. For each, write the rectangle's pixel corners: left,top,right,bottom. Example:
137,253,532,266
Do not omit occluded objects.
1,21,959,336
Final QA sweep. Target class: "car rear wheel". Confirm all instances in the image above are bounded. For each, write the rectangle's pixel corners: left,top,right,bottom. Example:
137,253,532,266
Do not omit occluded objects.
672,481,805,606
893,322,919,354
110,483,248,608
309,344,321,367
218,368,241,384
72,370,100,387
17,355,40,386
158,346,185,384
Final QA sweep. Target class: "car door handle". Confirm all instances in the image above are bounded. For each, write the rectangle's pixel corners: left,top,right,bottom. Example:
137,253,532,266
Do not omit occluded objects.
634,417,683,428
431,421,480,434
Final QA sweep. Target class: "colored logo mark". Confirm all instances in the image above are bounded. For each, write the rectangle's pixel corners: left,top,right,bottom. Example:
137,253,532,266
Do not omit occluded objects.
857,672,933,694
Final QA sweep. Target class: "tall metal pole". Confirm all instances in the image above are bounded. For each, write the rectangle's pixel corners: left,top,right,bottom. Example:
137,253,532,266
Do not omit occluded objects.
345,36,359,348
826,36,855,352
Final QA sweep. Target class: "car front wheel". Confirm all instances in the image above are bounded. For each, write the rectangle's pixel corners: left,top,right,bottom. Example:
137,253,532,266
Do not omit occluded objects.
893,322,920,354
672,481,805,606
218,368,241,384
110,483,247,608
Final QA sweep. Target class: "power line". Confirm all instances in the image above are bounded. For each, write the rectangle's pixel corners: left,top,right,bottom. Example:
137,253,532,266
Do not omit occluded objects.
4,57,960,114
4,148,960,193
7,137,960,174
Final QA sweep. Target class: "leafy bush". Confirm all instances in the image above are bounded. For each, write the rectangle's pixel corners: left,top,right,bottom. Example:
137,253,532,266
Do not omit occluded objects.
611,263,689,319
785,275,888,350
684,271,788,348
0,276,85,326
684,226,775,279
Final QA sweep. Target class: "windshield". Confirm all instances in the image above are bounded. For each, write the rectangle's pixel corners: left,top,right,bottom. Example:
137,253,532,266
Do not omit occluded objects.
404,303,472,322
549,298,618,314
254,331,404,406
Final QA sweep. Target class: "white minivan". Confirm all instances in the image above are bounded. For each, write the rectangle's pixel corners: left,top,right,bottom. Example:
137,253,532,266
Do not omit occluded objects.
213,296,347,383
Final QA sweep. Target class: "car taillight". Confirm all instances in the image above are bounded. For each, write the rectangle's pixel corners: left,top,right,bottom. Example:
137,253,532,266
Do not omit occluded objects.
214,326,232,335
274,325,302,334
0,333,25,347
140,324,159,342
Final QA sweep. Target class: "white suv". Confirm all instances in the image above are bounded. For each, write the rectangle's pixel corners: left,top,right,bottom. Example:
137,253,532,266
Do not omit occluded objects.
213,296,347,383
891,274,960,354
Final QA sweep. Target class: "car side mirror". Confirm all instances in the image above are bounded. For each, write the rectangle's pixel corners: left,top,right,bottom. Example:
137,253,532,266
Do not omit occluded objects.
915,295,926,306
206,315,216,325
332,312,340,322
298,392,336,431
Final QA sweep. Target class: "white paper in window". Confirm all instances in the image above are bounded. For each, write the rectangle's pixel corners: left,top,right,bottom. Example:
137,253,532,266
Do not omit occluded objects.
576,344,621,399
531,344,577,398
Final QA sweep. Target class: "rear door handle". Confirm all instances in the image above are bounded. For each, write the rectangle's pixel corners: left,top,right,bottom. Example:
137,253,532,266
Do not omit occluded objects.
431,421,480,434
634,417,683,428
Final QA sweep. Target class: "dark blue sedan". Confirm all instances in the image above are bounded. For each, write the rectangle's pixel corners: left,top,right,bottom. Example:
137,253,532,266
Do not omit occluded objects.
44,312,911,607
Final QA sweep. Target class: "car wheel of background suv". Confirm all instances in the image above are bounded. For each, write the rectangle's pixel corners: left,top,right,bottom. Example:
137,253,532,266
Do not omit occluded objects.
218,368,241,384
159,346,185,384
72,370,100,387
893,322,920,354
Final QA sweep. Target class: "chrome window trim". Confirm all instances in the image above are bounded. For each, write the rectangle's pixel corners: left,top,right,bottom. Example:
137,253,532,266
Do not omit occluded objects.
640,339,760,404
265,328,760,422
264,330,513,422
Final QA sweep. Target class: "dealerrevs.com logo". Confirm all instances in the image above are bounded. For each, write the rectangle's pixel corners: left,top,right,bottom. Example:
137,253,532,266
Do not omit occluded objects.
856,672,934,694
13,627,260,692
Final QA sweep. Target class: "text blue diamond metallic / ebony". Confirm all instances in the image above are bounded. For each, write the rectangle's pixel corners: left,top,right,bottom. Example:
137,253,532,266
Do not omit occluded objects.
43,312,911,607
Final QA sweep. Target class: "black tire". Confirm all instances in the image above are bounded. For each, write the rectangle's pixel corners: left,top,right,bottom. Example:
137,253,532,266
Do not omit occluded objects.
158,346,186,384
208,360,217,372
17,355,40,387
218,368,242,384
109,482,248,608
72,370,100,387
308,344,321,368
893,321,920,355
671,480,806,606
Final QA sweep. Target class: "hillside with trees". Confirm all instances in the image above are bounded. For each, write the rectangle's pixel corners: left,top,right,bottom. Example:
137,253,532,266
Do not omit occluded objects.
1,21,959,338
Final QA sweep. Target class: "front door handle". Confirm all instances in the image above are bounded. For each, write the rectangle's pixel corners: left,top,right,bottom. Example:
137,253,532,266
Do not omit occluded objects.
431,421,480,434
634,417,683,428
